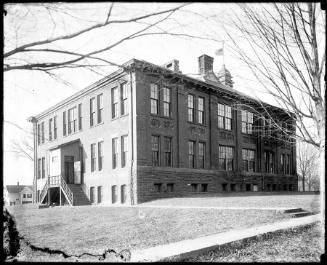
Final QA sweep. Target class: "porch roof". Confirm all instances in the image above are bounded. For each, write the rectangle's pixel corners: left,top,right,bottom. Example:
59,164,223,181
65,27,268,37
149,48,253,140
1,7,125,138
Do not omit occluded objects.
49,139,80,151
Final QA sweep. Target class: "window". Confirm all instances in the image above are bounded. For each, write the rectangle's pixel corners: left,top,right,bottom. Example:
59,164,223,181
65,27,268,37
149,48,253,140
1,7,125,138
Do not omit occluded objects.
23,194,26,198
91,143,96,172
37,124,40,145
246,184,251,191
264,151,274,173
217,103,232,130
154,183,162,192
78,103,82,130
164,137,172,167
112,138,118,169
27,194,32,198
112,87,119,118
121,83,128,115
198,97,205,124
230,184,236,191
63,111,67,136
41,157,45,178
97,186,102,203
188,141,195,168
241,110,253,134
281,154,285,173
151,135,160,166
201,183,208,192
286,154,291,174
288,184,293,191
191,183,198,192
49,118,53,141
167,183,174,192
121,185,127,204
218,146,234,171
97,94,103,124
272,184,277,191
267,184,271,191
242,149,255,172
112,185,118,203
90,97,96,126
121,135,128,168
222,183,228,191
163,87,171,117
37,159,41,179
264,118,272,136
253,184,258,192
198,142,205,169
41,122,45,143
68,107,77,134
54,116,57,139
188,94,194,122
150,83,159,115
90,187,95,203
98,141,104,171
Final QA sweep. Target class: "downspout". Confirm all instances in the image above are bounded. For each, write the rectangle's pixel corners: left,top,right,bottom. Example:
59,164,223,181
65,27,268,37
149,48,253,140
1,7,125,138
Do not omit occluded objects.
129,70,135,205
28,116,37,203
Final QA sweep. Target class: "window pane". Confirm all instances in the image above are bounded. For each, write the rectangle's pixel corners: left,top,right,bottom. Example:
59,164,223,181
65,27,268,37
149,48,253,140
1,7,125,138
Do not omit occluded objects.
225,106,232,118
218,116,224,128
241,110,247,122
225,118,231,130
198,97,204,111
151,84,159,99
218,103,224,116
188,94,194,108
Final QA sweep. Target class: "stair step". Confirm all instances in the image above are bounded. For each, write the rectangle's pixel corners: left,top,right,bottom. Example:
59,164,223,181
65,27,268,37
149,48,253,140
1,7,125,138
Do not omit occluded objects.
284,208,303,213
290,212,312,218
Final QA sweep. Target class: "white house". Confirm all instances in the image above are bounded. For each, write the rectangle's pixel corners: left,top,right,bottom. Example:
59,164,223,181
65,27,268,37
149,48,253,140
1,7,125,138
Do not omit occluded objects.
4,183,33,206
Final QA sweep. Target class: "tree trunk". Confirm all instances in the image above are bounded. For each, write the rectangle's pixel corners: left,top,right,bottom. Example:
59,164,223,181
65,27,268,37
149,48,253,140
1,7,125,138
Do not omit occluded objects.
302,175,306,192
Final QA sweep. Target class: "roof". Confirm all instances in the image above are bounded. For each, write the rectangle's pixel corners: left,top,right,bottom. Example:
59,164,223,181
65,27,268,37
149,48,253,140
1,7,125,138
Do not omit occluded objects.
5,185,33,194
29,58,292,121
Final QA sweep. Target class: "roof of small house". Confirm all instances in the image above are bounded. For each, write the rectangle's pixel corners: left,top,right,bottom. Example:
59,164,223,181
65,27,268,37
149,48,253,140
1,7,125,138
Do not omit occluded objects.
5,185,33,194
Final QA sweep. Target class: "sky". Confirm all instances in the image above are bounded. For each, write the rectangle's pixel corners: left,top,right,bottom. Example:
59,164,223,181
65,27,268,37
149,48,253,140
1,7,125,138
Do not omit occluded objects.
3,2,323,186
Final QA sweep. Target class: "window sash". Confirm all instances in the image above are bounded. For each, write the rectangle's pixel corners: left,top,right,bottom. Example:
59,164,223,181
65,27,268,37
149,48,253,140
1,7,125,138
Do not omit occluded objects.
54,116,57,139
91,144,96,172
97,94,103,124
112,138,118,169
49,119,53,141
98,141,103,171
78,104,82,130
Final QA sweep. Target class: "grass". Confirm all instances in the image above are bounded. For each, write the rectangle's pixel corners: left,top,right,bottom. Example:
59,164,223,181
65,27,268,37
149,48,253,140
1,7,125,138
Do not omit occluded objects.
7,205,290,259
184,223,323,262
142,192,320,212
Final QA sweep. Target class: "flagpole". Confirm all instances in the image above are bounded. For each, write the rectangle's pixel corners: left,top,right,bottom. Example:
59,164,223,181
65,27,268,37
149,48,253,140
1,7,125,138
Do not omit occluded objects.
223,40,225,66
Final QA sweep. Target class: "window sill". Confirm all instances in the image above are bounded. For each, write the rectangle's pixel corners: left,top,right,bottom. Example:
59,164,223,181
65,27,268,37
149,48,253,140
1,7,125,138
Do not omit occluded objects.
90,121,104,129
150,114,173,120
111,114,129,121
187,121,207,127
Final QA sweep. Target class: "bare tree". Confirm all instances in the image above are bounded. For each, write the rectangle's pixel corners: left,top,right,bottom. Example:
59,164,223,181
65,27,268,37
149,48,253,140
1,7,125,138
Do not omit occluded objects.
4,121,34,161
4,3,217,77
226,2,325,227
298,142,320,191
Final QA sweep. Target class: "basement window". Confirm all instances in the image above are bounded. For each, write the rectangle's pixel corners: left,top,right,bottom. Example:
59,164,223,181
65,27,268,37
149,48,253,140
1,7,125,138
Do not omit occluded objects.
246,184,251,191
201,184,208,192
191,183,198,192
154,183,162,192
167,183,174,192
230,184,236,191
222,183,228,191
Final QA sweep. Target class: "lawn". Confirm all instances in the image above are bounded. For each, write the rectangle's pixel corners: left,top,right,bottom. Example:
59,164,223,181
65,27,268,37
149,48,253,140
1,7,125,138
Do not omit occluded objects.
7,205,290,259
184,223,323,262
141,192,320,212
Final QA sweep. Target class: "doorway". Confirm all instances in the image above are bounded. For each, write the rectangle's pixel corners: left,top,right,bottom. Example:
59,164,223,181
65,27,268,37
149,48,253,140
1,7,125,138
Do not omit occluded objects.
64,156,74,184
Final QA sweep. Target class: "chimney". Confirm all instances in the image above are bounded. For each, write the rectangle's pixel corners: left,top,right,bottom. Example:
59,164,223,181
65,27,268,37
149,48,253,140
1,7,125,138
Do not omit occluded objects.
163,59,181,73
198,54,214,75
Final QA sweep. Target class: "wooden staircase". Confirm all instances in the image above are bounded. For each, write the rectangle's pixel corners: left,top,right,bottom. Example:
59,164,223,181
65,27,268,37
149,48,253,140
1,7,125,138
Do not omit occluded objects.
39,175,90,206
68,184,91,206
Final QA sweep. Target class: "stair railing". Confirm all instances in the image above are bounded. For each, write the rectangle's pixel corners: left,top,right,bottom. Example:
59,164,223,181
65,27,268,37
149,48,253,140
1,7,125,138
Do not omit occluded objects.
39,177,49,204
60,175,74,206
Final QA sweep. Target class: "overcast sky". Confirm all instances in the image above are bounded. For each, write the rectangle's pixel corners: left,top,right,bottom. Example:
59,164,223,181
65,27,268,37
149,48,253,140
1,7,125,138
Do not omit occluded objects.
4,2,317,186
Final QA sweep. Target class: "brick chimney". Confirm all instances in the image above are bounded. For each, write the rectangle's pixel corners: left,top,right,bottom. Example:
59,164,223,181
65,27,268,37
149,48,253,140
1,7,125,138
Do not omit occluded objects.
163,59,181,73
198,54,214,75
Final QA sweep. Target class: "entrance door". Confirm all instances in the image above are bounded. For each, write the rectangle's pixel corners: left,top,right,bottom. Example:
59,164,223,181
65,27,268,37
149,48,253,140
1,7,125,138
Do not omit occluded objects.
64,156,74,184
